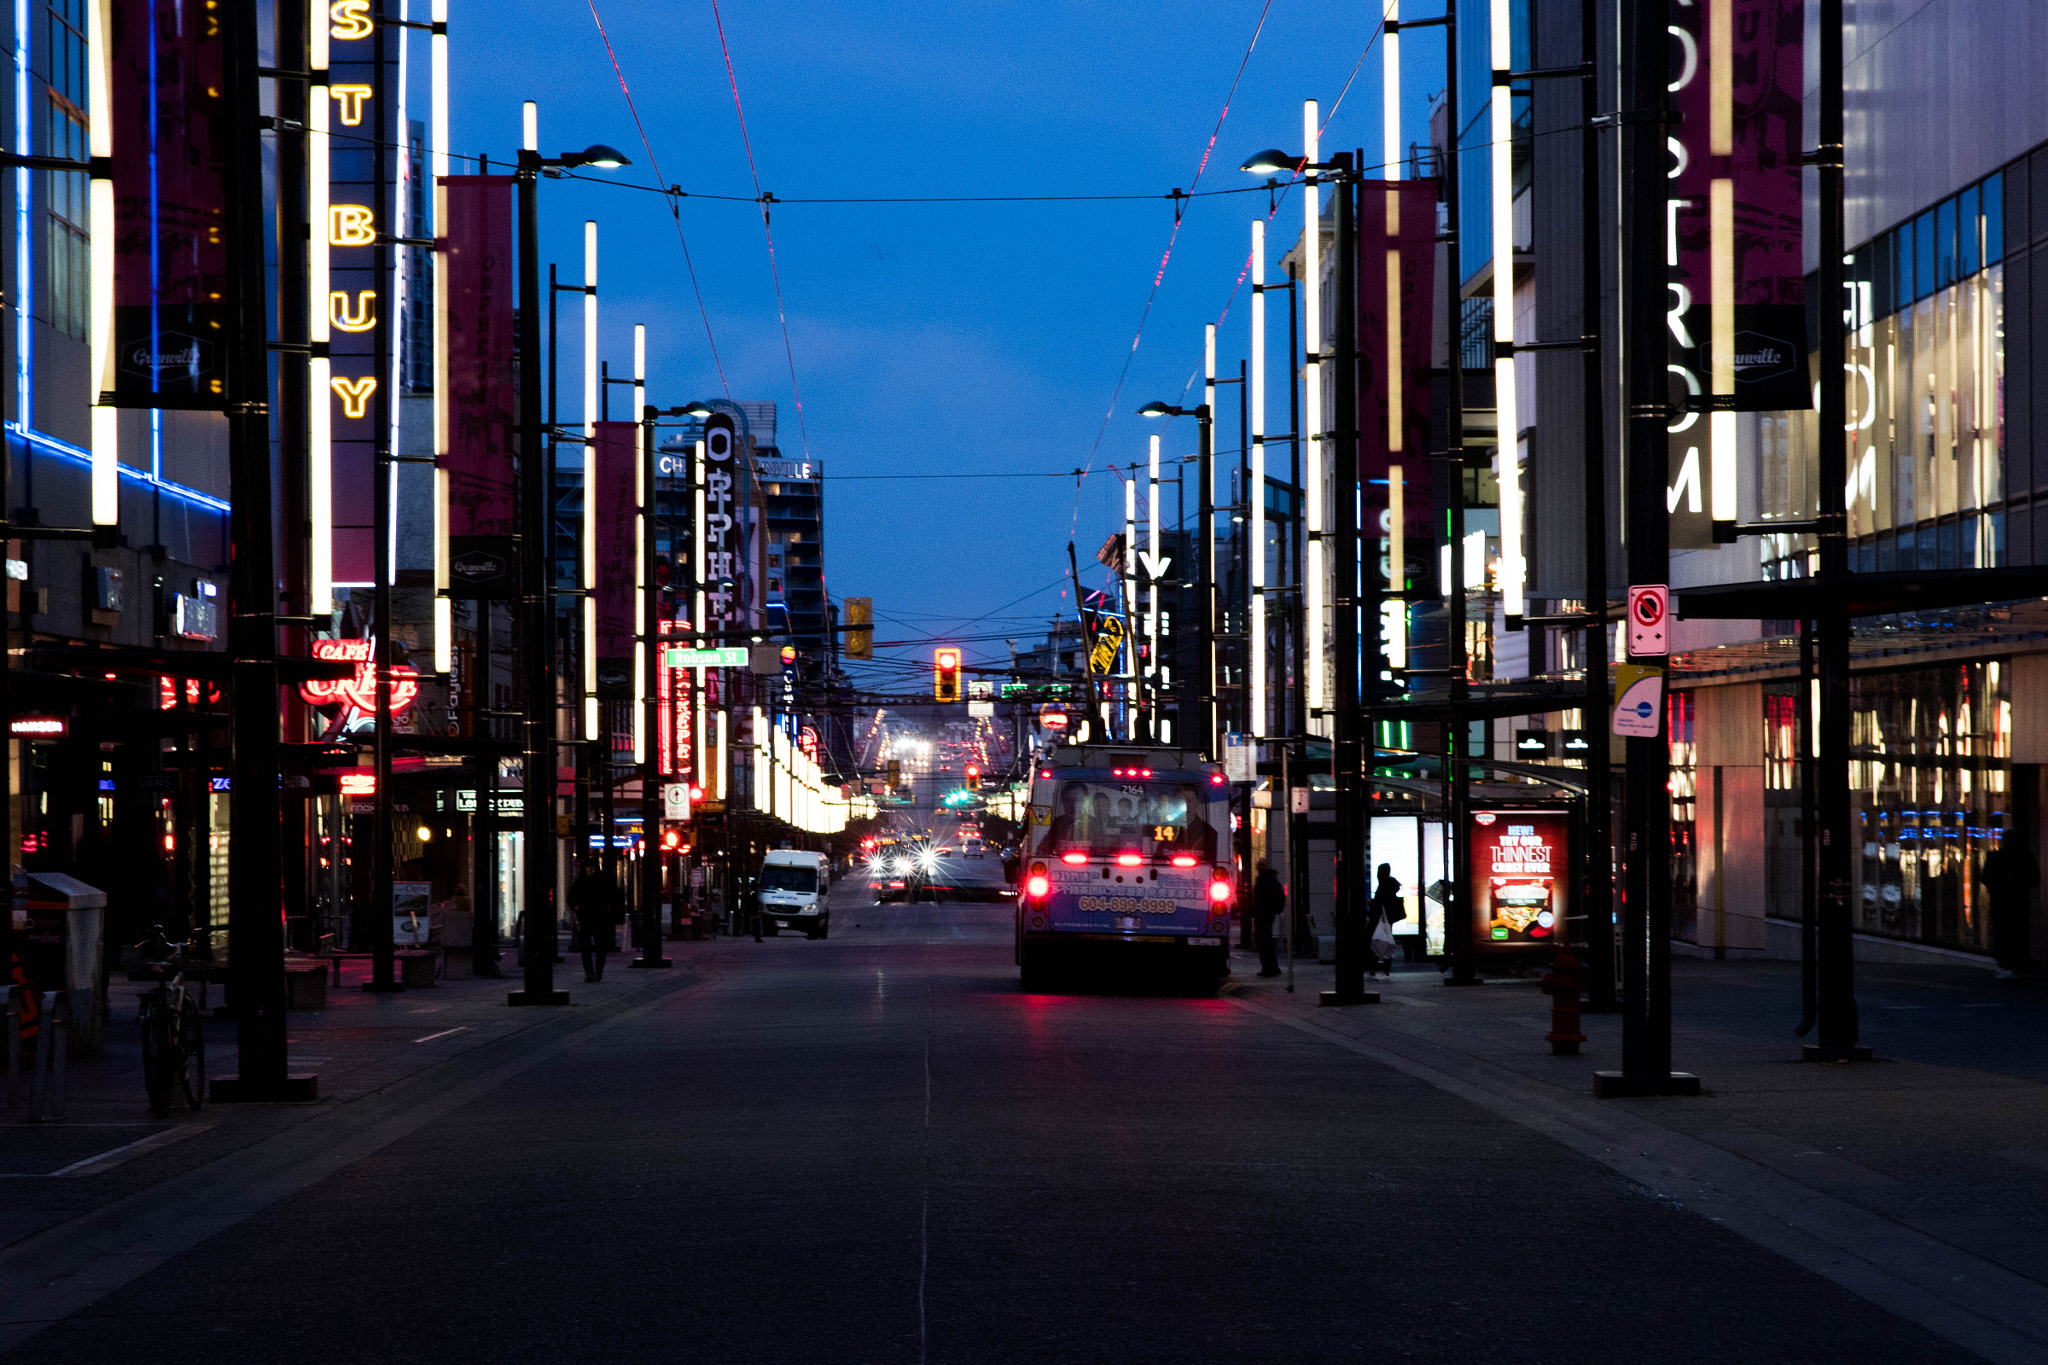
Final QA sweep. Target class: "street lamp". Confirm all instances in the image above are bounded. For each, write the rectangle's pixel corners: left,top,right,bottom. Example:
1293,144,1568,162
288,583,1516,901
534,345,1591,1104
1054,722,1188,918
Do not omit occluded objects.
509,106,630,1008
1136,400,1214,758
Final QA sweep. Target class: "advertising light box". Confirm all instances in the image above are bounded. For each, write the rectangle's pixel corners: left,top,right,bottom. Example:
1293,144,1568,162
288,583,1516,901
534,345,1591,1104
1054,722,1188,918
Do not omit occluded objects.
1466,806,1571,953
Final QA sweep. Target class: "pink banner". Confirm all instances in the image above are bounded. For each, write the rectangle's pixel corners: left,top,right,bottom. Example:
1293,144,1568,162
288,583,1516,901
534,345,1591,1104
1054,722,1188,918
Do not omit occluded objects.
590,420,640,686
1356,179,1440,592
439,176,518,596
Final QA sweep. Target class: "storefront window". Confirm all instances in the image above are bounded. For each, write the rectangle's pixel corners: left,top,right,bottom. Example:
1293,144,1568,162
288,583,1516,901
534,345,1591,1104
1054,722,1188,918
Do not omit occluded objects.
1668,690,1696,933
1850,661,2010,951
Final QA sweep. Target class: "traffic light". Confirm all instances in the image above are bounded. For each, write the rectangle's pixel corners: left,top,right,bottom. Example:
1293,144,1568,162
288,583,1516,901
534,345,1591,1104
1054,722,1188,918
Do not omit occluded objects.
964,763,980,791
934,648,962,702
887,757,903,792
845,596,873,660
660,828,683,851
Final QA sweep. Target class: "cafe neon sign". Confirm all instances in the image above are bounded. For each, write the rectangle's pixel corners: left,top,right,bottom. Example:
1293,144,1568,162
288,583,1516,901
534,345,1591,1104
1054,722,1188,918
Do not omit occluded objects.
298,638,418,718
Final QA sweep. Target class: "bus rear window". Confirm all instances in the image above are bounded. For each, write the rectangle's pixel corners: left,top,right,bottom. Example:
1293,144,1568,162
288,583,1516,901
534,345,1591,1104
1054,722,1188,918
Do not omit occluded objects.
1044,780,1218,860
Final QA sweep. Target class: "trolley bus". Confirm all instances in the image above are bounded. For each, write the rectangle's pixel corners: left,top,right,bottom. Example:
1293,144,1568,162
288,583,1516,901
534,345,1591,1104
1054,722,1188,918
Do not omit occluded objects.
1015,743,1235,988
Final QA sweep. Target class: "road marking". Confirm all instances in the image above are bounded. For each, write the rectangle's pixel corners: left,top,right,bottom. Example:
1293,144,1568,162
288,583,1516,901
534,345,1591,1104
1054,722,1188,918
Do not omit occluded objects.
412,1026,470,1043
1228,993,2048,1365
0,1125,213,1179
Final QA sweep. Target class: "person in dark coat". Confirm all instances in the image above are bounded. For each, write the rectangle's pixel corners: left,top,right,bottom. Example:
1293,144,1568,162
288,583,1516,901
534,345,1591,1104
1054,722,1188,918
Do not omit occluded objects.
1369,863,1404,980
567,859,624,981
1252,859,1285,977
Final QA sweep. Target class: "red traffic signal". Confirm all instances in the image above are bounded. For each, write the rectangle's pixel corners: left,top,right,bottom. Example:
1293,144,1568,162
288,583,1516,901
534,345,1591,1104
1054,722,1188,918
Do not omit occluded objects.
660,828,684,851
964,763,980,790
933,648,962,702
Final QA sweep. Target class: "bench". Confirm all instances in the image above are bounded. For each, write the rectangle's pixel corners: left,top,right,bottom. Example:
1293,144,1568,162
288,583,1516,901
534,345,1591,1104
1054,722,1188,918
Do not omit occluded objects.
316,947,441,987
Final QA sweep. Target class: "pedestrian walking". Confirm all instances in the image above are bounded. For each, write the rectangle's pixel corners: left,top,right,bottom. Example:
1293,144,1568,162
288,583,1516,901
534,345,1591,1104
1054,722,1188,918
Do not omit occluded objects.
568,858,624,982
1252,860,1285,977
1368,863,1405,980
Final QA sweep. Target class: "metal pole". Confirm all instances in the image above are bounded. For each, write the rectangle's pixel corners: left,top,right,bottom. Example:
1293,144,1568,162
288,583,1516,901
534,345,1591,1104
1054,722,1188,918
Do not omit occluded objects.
1443,0,1478,988
1808,0,1863,1062
475,598,501,974
1579,0,1616,1012
1198,403,1215,758
1599,0,1696,1096
216,0,312,1100
511,150,566,1005
367,5,400,991
635,405,670,968
1328,154,1370,1005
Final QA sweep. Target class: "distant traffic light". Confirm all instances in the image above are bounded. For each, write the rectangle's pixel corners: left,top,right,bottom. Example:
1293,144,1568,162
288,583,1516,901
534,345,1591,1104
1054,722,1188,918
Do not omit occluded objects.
934,648,962,702
964,763,980,791
845,596,873,661
887,757,903,792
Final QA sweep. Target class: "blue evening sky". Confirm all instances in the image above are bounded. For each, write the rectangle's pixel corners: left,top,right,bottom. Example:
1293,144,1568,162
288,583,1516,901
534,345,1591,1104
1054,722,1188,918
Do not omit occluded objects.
445,1,1451,683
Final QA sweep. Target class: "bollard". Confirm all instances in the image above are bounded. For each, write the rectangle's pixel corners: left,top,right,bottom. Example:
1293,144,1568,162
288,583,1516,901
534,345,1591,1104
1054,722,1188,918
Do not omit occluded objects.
1541,945,1589,1056
28,991,67,1122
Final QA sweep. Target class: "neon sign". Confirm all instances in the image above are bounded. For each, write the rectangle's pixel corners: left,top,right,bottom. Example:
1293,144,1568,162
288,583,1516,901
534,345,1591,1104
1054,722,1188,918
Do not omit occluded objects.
299,638,418,716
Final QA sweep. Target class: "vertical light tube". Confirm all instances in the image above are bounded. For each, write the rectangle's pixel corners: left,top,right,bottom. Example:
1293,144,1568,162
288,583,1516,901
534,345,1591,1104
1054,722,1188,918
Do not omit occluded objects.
522,100,536,154
1249,219,1266,738
429,0,448,181
1147,431,1160,671
310,8,333,612
713,706,726,800
430,95,450,670
1386,469,1406,668
1490,0,1523,622
1382,1,1401,179
633,324,646,764
1204,323,1216,742
581,220,598,739
1302,100,1325,727
1124,474,1137,739
752,706,768,814
1708,0,1737,528
86,0,114,527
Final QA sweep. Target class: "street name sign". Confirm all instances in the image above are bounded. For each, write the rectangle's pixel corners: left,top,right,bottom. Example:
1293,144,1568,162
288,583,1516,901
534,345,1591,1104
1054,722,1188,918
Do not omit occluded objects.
664,646,749,668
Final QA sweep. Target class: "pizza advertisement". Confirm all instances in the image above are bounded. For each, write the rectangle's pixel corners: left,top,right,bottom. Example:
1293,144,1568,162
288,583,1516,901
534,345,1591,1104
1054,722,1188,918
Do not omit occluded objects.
1466,807,1572,953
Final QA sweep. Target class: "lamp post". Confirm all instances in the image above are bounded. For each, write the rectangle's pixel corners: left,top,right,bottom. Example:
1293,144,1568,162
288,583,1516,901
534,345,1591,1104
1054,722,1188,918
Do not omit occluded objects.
1136,400,1214,758
1239,146,1374,1005
633,400,695,970
507,114,629,1007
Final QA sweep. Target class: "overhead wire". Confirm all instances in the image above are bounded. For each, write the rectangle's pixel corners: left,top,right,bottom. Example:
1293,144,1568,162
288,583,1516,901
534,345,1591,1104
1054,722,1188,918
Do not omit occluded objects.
708,0,812,462
584,0,734,402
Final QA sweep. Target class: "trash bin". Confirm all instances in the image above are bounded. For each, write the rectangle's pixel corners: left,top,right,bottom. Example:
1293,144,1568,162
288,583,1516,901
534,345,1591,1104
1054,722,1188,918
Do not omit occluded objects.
21,873,107,1056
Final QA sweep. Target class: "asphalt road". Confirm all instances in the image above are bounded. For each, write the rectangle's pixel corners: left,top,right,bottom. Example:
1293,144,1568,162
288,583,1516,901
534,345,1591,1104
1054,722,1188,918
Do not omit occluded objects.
15,885,1980,1363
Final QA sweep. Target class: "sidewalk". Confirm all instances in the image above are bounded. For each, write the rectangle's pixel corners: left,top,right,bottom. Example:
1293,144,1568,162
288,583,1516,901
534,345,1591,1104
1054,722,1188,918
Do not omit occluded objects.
0,944,706,1250
1224,946,2048,1364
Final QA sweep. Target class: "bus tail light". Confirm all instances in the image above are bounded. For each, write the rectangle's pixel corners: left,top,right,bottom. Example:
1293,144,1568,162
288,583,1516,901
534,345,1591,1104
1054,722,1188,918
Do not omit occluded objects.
1207,874,1233,904
1169,854,1198,868
1115,852,1143,867
1026,861,1050,899
1060,852,1088,865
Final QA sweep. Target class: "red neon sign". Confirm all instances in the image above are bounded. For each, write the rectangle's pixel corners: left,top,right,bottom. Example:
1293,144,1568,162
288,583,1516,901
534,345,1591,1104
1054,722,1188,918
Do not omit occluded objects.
298,639,418,716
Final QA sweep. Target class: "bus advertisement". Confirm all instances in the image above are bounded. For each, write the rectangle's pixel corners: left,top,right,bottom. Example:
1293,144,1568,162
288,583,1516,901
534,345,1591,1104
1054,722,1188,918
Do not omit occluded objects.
1016,744,1235,987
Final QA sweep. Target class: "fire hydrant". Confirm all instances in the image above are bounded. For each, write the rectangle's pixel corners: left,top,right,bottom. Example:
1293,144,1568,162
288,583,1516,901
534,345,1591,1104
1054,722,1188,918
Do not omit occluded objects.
1541,944,1589,1055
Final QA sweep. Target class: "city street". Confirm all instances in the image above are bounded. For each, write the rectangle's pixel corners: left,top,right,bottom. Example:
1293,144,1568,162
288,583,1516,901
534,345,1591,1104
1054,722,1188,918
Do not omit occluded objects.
2,881,2028,1362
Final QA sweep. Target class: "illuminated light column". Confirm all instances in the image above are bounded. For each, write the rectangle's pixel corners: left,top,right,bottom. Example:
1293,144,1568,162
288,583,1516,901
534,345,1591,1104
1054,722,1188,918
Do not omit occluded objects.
1385,470,1407,667
309,6,332,612
632,324,646,765
86,0,114,528
1147,430,1161,694
1203,322,1217,744
1490,0,1524,625
1124,472,1138,739
1249,218,1266,736
581,220,598,739
693,438,707,790
1301,99,1325,729
1707,0,1737,532
752,705,768,814
429,0,447,181
1383,5,1408,668
428,0,448,661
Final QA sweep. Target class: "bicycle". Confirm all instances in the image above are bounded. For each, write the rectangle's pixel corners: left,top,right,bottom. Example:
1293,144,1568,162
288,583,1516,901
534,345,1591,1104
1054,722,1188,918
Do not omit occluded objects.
135,928,206,1117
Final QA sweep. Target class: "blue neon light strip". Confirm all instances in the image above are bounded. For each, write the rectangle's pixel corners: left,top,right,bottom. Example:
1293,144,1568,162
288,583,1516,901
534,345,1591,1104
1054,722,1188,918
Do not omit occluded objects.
7,422,230,513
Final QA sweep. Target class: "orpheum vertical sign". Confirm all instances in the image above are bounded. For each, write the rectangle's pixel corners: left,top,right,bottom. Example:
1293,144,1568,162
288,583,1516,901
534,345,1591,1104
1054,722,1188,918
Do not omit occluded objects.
1666,0,1806,547
1466,807,1571,953
108,0,229,408
327,0,398,584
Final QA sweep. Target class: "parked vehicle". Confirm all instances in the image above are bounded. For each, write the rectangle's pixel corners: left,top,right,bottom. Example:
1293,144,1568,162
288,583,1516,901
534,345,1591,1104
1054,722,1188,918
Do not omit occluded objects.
759,849,833,939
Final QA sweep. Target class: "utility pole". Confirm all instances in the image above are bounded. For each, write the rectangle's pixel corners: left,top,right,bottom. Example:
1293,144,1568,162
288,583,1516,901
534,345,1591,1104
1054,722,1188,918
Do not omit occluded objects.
510,133,568,1006
633,403,672,969
1442,0,1478,989
1597,0,1697,1097
1578,0,1616,1012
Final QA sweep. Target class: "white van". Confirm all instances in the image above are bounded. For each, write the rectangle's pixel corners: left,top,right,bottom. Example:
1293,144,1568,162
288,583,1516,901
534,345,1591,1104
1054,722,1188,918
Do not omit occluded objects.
759,849,832,938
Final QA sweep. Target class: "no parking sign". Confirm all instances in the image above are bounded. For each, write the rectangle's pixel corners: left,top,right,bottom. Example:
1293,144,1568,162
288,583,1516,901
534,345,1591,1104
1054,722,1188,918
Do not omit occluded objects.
1626,583,1669,658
